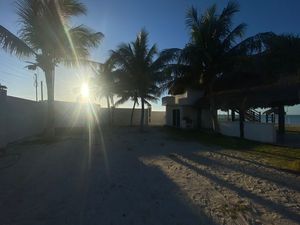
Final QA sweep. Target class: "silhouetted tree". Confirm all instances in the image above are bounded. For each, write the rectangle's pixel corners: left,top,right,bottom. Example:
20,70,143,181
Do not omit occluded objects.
0,0,103,137
163,1,250,131
90,57,117,124
112,29,170,130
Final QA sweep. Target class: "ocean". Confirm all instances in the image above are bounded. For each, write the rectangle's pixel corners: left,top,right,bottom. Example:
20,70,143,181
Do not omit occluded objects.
283,115,300,125
218,114,300,125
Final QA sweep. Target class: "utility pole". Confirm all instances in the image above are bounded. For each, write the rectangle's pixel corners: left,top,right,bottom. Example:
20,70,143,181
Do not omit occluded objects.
40,81,44,101
34,73,38,101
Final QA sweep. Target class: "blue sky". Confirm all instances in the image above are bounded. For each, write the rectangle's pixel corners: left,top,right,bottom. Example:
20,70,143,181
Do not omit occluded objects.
0,0,300,113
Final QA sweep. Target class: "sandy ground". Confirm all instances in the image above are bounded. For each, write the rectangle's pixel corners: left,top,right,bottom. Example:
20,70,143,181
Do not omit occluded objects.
0,127,299,225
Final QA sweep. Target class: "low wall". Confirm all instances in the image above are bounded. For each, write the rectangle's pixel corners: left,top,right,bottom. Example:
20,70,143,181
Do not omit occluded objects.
0,93,159,147
150,111,165,126
219,121,276,143
112,108,149,126
200,109,213,129
244,122,276,143
4,96,46,145
54,101,101,128
219,121,240,137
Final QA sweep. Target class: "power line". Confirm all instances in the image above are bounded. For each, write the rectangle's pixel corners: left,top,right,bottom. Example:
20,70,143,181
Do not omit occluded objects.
0,70,28,79
33,73,38,101
0,63,32,77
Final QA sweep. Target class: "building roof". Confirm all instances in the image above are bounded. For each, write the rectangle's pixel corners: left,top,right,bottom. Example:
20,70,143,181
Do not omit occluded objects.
196,77,300,110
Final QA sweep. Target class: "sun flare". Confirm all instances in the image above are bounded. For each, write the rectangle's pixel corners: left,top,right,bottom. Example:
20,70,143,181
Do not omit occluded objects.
80,83,90,98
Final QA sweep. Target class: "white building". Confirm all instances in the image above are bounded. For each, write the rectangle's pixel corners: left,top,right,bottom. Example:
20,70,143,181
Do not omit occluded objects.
162,89,214,129
162,89,277,143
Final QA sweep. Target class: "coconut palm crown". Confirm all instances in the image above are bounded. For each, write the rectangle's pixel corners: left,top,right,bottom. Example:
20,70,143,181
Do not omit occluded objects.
162,1,260,131
112,29,170,130
0,0,103,136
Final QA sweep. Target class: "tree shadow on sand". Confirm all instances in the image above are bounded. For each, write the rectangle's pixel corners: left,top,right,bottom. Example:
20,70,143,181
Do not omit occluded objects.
184,152,300,192
169,154,300,224
0,130,217,225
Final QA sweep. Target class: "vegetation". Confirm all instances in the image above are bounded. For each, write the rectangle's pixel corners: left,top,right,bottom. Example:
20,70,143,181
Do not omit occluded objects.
90,57,117,124
0,0,103,137
163,1,251,131
111,29,170,130
0,0,299,136
162,1,300,134
163,127,300,173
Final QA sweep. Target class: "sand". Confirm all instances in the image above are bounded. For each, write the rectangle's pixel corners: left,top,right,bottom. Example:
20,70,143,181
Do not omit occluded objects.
0,127,299,225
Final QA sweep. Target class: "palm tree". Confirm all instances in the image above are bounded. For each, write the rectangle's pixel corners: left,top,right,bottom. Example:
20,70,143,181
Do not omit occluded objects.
163,1,249,131
90,57,117,124
0,0,103,137
112,29,170,130
114,85,139,127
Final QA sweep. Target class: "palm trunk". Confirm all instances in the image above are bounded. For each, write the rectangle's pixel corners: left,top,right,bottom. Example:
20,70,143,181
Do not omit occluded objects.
110,95,114,125
208,87,219,132
110,95,114,106
140,97,145,131
130,99,137,127
106,95,112,125
239,109,245,138
44,65,55,138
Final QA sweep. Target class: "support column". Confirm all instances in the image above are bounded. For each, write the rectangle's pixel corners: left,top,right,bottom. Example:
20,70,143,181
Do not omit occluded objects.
239,109,245,138
0,85,8,150
231,109,235,121
278,105,285,135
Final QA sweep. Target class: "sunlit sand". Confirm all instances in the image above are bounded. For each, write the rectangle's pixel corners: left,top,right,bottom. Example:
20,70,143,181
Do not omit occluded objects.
0,127,299,225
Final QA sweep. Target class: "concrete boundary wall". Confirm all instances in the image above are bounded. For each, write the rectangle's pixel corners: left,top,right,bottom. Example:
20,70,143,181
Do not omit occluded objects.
219,121,276,143
0,92,163,147
149,111,165,126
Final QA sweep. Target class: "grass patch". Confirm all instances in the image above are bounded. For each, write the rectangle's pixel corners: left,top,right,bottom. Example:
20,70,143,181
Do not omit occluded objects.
162,127,300,173
286,125,300,133
19,136,66,146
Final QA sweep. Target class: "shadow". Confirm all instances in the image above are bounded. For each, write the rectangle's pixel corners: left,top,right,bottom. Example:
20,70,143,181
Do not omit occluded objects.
170,154,300,224
161,126,262,150
243,148,300,161
277,132,300,148
0,153,21,170
183,152,300,192
0,128,216,225
213,151,300,175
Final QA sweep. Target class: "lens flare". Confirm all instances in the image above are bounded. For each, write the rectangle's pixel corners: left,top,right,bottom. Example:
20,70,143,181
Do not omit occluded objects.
81,83,90,98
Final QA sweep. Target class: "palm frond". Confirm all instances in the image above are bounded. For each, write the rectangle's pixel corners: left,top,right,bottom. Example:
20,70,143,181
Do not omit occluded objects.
114,96,130,107
64,25,104,60
0,25,36,57
222,23,247,50
55,0,87,18
230,32,276,55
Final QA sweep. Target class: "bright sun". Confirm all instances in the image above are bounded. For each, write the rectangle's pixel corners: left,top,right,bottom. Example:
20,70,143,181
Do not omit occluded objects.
80,83,90,98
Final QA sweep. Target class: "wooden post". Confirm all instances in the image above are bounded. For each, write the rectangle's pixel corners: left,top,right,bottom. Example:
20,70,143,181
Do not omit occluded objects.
0,85,8,149
231,109,235,121
239,109,245,138
278,105,285,135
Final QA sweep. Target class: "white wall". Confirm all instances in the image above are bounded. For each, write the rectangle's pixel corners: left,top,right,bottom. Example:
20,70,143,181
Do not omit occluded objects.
112,108,149,126
150,111,165,126
165,106,213,129
219,121,276,143
165,106,179,126
5,96,46,144
219,121,240,137
0,93,153,147
244,122,276,143
54,101,101,128
181,107,198,128
201,109,213,129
